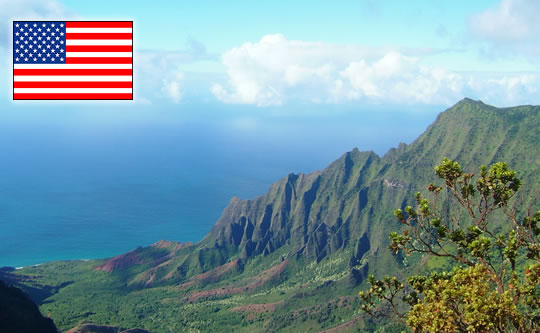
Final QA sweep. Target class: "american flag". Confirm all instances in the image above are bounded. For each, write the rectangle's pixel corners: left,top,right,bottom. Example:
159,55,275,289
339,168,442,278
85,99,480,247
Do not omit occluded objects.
13,21,133,100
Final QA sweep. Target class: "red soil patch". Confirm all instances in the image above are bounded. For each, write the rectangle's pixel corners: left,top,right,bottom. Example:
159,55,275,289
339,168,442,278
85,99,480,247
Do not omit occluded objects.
152,240,192,251
95,250,142,273
185,259,289,302
95,240,191,277
178,259,241,290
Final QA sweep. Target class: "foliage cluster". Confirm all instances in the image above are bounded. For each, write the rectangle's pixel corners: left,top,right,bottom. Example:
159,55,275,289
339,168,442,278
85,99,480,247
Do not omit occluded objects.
360,158,539,332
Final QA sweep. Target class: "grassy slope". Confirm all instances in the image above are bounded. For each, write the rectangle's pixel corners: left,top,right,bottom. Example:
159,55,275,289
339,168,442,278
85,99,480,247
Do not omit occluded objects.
4,98,539,332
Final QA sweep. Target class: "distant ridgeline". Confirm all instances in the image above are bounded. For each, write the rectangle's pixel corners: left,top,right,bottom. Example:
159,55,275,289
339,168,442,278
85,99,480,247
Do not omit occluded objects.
3,98,539,332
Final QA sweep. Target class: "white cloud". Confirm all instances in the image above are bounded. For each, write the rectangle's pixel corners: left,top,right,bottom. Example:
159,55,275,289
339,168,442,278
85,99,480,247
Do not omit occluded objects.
211,34,423,106
161,73,184,103
135,51,186,104
338,53,463,104
469,0,540,57
470,0,540,42
212,34,540,107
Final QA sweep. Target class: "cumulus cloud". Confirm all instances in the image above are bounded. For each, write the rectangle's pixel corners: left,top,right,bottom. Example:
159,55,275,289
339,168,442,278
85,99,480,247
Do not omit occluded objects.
211,34,411,106
337,53,464,104
135,51,185,104
161,73,184,103
212,34,540,107
127,40,218,103
469,0,540,56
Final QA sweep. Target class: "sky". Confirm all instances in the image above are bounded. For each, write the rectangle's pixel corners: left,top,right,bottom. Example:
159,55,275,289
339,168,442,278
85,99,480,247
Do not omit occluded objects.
1,0,540,266
0,0,539,108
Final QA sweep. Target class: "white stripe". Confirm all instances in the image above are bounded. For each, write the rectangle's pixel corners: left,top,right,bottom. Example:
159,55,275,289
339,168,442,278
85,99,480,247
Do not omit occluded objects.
66,52,132,57
14,76,132,82
66,28,132,33
14,64,132,69
14,88,133,93
66,40,132,45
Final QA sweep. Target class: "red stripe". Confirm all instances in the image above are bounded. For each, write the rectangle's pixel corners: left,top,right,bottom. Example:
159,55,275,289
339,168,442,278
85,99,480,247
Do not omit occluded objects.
14,82,132,88
66,57,132,64
14,69,132,76
14,93,132,100
66,33,132,40
66,22,132,28
66,45,133,52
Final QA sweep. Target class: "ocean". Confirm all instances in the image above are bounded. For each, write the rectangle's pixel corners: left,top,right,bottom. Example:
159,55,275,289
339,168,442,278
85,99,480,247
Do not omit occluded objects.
0,103,441,267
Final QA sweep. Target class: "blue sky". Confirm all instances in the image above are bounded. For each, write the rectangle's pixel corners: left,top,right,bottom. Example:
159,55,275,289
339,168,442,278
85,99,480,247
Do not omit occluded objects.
1,0,540,266
1,0,539,107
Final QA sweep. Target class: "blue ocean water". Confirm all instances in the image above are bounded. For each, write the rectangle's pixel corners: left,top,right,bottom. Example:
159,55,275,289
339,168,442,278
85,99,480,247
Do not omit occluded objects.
0,103,441,267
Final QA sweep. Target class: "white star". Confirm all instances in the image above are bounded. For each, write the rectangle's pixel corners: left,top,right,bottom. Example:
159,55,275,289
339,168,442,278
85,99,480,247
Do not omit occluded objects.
55,36,60,40
60,57,64,61
37,45,42,49
24,23,28,27
29,36,33,40
55,53,59,57
46,53,50,57
15,57,19,61
60,41,64,44
33,32,37,36
47,36,51,40
60,23,64,27
56,28,59,32
15,32,19,36
42,57,46,61
37,36,42,40
15,41,19,44
29,28,33,32
38,28,42,32
24,32,28,36
60,48,64,53
24,40,28,44
19,28,23,32
24,48,28,53
51,58,55,61
15,23,19,27
38,53,42,57
51,32,55,36
15,49,19,53
60,32,64,36
33,23,37,27
46,45,51,49
46,27,51,32
51,23,55,27
24,57,28,62
33,57,37,62
42,23,45,27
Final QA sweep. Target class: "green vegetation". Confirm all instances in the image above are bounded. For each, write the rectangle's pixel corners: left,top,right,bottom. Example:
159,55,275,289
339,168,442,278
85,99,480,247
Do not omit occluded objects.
2,98,538,332
360,159,539,332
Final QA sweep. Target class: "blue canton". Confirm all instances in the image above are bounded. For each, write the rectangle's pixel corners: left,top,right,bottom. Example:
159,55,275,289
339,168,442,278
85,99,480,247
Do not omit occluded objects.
13,21,67,64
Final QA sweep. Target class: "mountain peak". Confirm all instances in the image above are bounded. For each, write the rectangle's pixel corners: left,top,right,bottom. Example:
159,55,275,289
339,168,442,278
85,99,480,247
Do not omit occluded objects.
459,97,482,104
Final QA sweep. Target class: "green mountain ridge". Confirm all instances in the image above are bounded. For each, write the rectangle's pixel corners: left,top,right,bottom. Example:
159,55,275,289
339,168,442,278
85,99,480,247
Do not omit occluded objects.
2,98,539,332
